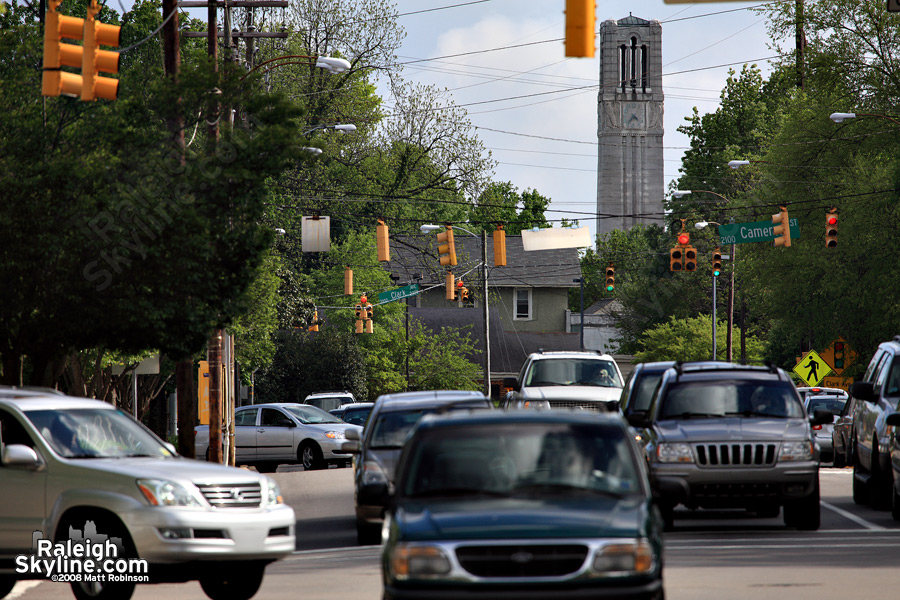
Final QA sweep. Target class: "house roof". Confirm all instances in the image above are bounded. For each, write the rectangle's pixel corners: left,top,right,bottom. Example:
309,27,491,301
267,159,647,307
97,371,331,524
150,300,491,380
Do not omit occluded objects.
388,234,581,289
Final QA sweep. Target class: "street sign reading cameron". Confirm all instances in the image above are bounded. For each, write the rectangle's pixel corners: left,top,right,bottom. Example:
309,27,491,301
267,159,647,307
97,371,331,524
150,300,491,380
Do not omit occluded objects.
718,218,801,246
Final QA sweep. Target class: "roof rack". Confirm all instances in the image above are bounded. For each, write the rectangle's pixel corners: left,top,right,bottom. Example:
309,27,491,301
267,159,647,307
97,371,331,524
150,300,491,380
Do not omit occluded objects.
673,361,684,376
893,335,900,343
763,361,779,374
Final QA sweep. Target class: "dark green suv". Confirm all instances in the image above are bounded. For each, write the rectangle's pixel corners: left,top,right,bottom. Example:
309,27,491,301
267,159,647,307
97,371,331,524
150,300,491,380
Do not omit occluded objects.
382,410,665,600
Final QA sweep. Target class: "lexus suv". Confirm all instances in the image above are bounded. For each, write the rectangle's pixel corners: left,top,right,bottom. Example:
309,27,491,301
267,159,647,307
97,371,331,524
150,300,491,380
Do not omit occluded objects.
503,351,624,412
629,362,831,530
0,387,295,600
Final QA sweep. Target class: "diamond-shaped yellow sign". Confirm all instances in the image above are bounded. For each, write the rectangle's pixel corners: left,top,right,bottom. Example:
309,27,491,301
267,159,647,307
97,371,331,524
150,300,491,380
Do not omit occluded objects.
793,350,832,387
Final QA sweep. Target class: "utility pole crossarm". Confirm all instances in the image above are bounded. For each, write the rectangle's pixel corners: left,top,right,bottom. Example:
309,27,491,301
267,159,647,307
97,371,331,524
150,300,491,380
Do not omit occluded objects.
177,1,288,6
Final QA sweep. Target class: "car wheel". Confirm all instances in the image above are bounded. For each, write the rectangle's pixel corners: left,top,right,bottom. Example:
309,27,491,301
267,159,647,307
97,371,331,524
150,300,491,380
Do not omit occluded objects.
658,504,675,532
255,462,278,474
871,442,892,511
356,521,381,546
0,576,16,599
299,442,324,470
852,439,869,505
199,561,265,600
58,513,137,600
833,451,845,468
784,477,820,531
891,467,900,522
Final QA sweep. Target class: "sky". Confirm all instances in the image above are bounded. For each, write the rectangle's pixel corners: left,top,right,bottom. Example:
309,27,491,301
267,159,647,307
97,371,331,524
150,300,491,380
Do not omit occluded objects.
387,0,777,241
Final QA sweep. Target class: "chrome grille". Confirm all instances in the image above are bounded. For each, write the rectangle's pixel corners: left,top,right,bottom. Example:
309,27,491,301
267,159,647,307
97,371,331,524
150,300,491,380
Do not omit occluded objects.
456,544,588,578
196,482,262,507
547,400,615,413
694,443,777,467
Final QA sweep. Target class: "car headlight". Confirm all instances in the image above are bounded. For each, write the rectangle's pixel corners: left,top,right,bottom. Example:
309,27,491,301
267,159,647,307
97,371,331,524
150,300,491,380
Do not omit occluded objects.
779,441,814,462
591,540,655,576
266,477,284,506
657,443,693,463
390,544,452,580
136,479,203,507
362,461,387,485
325,431,346,440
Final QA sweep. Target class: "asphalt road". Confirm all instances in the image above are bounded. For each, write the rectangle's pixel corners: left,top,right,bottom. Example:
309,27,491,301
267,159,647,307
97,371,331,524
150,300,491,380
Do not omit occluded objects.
10,466,900,600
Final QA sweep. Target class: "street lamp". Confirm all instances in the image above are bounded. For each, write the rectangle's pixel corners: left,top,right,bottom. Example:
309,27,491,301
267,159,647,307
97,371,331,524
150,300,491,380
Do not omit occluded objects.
303,123,357,135
830,111,900,126
422,223,491,398
241,54,351,80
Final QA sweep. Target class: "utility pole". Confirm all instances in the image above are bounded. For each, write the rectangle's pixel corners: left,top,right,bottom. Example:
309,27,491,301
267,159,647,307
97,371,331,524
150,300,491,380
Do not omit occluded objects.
726,243,736,361
482,230,491,399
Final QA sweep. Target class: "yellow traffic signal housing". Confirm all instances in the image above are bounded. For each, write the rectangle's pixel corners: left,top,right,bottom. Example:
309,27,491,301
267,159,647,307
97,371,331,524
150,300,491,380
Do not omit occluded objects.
42,0,85,97
772,206,791,247
344,267,353,295
437,226,457,266
308,310,319,332
605,263,615,291
564,0,595,58
365,305,374,334
712,248,722,277
684,246,697,272
493,225,507,267
376,220,390,262
826,209,838,248
81,0,120,101
445,271,455,301
454,280,465,302
354,304,363,334
669,246,683,272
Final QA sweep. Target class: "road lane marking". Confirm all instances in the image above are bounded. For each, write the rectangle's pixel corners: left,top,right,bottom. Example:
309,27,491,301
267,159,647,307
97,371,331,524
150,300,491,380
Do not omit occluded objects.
820,500,888,530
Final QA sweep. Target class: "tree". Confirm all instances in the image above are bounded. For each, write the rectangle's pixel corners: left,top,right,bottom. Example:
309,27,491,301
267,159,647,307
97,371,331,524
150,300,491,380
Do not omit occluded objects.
634,315,765,364
467,182,551,234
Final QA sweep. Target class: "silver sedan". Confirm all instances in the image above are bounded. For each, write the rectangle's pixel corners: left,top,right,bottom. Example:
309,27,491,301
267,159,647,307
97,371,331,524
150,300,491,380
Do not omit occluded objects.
196,403,362,471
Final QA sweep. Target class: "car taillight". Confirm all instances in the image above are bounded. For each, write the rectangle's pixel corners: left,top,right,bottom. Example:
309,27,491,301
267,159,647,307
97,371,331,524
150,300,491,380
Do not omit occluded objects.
812,424,822,430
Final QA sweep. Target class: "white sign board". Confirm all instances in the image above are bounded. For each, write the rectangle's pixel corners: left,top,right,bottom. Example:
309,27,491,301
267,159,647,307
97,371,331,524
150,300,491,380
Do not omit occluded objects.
111,354,160,375
301,216,331,252
521,226,592,251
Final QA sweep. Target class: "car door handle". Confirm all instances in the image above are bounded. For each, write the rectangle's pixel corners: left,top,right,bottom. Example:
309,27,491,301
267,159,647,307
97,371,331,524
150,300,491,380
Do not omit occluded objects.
257,428,266,433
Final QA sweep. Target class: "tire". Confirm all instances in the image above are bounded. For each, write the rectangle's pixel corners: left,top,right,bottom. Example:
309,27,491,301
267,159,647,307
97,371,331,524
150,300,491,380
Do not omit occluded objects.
255,462,278,474
57,513,137,600
852,440,869,505
833,451,845,469
299,442,324,470
871,442,893,511
784,477,820,531
658,504,675,532
891,466,900,522
199,562,265,600
0,576,16,600
356,521,381,546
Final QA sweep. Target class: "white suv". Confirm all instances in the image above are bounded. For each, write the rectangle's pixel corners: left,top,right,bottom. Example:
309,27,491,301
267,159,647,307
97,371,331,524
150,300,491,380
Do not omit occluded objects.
503,351,625,412
0,387,295,600
303,390,357,413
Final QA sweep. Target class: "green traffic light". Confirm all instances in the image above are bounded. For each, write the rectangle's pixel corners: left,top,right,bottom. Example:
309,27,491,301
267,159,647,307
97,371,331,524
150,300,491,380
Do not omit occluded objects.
606,285,614,291
713,270,720,277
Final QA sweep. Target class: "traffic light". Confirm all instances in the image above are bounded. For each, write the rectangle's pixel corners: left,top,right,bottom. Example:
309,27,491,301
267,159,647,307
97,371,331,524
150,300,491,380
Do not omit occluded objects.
445,271,455,301
42,0,85,98
437,226,457,266
564,0,596,58
605,263,615,291
684,246,697,271
677,232,690,246
493,225,507,267
308,310,319,332
376,219,390,262
772,206,791,247
454,280,464,302
365,304,374,334
833,341,845,370
712,248,722,277
354,304,363,333
81,0,120,101
826,209,838,248
344,267,353,295
669,246,683,271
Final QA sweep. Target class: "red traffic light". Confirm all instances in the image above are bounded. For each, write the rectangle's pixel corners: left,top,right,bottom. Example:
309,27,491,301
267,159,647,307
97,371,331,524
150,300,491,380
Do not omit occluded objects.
456,281,464,288
677,233,690,245
827,215,837,226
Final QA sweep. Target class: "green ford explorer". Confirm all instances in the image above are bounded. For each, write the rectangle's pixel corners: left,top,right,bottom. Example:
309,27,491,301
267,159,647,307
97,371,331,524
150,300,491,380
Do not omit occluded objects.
381,409,665,600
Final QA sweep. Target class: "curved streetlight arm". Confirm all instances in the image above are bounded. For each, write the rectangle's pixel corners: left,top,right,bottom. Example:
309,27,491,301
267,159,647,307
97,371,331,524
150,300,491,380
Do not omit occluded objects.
420,223,477,238
829,111,900,127
241,54,350,81
302,123,356,135
673,189,730,203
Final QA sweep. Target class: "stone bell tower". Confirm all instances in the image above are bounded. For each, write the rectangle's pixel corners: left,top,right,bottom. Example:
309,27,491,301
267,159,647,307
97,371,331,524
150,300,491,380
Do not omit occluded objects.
597,15,664,237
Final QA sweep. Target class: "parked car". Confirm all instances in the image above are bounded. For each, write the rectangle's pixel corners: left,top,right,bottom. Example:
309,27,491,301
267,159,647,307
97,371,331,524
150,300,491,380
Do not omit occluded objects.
341,390,492,545
832,395,855,468
382,409,665,600
503,351,625,412
330,402,375,427
304,390,357,413
805,394,847,463
849,337,900,509
630,362,831,530
195,403,361,472
796,386,849,403
0,387,295,600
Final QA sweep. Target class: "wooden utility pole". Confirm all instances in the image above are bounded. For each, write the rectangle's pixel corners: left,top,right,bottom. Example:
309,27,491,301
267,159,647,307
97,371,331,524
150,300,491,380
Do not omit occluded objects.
796,0,805,89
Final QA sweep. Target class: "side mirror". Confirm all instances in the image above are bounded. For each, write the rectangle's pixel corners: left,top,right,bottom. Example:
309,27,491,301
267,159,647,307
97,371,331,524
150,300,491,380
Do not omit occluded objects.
163,442,177,455
341,440,360,454
345,428,360,441
850,381,875,402
810,409,834,427
626,411,650,429
503,377,519,392
886,413,900,427
1,444,42,469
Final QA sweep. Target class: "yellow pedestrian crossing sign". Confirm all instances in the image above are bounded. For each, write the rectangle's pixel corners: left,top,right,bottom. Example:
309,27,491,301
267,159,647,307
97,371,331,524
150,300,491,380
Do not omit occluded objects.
793,350,832,387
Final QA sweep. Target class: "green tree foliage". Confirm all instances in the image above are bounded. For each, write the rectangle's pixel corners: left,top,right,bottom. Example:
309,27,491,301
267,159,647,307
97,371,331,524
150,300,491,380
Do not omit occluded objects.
468,182,551,234
634,314,765,364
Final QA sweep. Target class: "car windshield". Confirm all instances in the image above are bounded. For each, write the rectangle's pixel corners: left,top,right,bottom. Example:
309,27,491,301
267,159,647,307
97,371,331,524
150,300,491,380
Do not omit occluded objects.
402,423,640,499
806,397,846,418
632,373,663,412
26,408,173,459
341,407,372,427
282,404,343,424
369,410,427,449
525,358,622,388
658,381,804,420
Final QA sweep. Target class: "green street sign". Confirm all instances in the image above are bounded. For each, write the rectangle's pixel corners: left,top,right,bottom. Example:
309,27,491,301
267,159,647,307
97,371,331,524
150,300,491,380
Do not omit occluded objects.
717,218,801,246
378,283,419,304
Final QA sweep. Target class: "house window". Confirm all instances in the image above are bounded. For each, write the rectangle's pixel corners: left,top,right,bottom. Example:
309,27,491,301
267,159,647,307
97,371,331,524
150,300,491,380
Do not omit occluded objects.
514,288,532,320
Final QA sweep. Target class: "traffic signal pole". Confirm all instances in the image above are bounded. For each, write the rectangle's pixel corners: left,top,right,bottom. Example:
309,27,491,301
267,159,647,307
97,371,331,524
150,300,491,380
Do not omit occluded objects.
482,230,491,399
712,273,717,360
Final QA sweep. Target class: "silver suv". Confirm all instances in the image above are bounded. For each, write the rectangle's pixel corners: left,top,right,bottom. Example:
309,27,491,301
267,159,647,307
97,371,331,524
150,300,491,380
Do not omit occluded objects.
630,362,832,530
503,351,624,412
0,388,295,600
